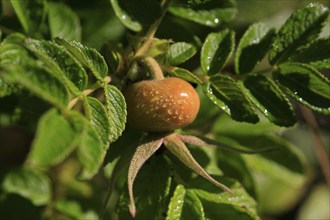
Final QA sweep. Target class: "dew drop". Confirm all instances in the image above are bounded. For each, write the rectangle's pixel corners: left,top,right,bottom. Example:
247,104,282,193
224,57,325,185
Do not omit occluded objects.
167,109,173,115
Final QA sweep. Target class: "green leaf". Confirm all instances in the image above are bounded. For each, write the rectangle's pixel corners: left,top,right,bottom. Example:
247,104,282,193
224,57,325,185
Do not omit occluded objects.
235,23,275,74
69,111,105,179
201,30,235,75
0,33,29,66
127,136,164,217
168,67,203,84
204,75,259,123
166,185,205,220
24,38,88,93
104,85,127,143
243,75,296,126
27,109,78,167
84,96,111,149
232,135,308,214
158,18,201,47
54,200,84,219
274,63,330,114
100,44,121,74
169,0,237,27
190,176,260,220
216,119,309,214
166,185,186,220
289,37,330,69
269,3,329,64
166,42,197,66
109,0,162,32
0,33,27,97
48,2,81,41
2,168,51,206
297,184,330,220
2,63,69,109
55,38,108,81
10,0,46,35
216,149,256,197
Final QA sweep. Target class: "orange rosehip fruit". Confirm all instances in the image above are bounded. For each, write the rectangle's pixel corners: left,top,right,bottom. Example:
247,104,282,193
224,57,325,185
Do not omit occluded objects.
124,77,200,133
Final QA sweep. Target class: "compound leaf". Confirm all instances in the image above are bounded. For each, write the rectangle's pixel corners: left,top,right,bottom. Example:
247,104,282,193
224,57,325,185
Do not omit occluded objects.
169,0,237,27
24,38,88,93
104,85,127,143
204,75,259,123
289,37,330,70
166,42,197,66
269,3,329,64
235,23,275,74
166,185,205,220
2,63,69,109
201,30,235,75
2,168,51,206
168,67,203,84
10,0,46,35
55,38,108,81
109,0,162,32
243,75,296,126
274,63,330,114
27,109,78,167
84,96,111,150
48,2,81,41
69,111,105,180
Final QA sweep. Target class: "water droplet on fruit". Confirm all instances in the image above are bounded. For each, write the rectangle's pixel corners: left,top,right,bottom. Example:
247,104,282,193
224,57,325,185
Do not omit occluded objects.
167,109,173,115
151,96,160,102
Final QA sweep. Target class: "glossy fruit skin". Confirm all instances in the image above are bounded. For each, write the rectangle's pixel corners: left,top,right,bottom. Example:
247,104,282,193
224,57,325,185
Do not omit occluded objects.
124,77,200,133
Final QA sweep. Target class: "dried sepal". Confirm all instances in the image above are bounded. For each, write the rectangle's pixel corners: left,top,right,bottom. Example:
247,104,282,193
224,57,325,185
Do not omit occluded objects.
164,133,233,194
127,136,164,217
178,134,278,154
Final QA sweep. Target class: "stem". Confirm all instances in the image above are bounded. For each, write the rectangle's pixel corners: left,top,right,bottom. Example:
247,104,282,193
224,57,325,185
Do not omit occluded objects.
137,56,164,80
134,0,172,57
67,76,111,110
300,106,330,186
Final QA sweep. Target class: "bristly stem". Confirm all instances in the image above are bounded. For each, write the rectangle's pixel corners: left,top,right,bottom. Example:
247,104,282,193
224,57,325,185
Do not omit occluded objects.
300,106,330,186
67,76,111,110
136,56,164,80
134,0,172,57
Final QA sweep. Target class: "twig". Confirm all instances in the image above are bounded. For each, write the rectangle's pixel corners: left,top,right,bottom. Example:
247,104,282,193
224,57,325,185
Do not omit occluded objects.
67,76,111,110
300,106,330,186
136,56,164,80
134,0,172,57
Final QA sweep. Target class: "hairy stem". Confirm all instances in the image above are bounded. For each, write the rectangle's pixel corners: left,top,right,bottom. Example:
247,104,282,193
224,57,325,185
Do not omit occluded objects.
67,76,111,110
300,106,330,186
134,0,172,57
137,56,164,80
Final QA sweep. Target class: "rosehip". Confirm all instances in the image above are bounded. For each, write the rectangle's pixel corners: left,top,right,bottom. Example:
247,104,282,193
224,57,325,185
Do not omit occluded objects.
124,77,200,133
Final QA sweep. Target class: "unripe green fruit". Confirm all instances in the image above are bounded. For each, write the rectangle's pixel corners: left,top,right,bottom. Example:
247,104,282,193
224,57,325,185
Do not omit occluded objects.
124,77,200,133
